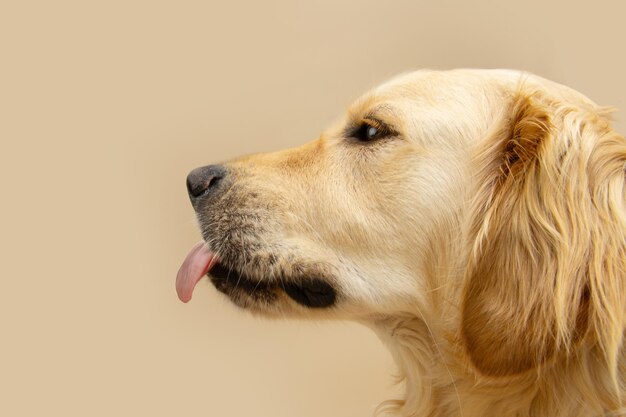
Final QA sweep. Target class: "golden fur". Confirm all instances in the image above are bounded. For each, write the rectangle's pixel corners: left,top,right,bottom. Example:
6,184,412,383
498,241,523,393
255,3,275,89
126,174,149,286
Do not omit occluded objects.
195,69,626,416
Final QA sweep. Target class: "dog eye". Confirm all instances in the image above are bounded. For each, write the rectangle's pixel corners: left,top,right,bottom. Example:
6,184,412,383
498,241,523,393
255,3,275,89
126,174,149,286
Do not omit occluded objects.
353,119,393,142
366,125,379,140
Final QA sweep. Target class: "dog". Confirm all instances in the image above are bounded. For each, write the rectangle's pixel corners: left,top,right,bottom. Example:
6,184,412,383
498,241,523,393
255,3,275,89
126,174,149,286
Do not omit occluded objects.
176,69,626,417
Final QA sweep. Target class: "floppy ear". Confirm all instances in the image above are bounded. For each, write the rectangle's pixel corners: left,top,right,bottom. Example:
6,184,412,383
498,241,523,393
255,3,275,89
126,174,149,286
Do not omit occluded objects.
461,92,626,378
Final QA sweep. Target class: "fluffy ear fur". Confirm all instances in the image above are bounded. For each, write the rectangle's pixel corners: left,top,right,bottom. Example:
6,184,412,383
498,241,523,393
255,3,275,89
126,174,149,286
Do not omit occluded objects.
461,91,626,379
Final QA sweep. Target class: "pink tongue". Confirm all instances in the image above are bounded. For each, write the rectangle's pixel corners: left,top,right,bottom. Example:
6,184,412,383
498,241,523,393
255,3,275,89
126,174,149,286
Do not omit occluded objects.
176,241,218,303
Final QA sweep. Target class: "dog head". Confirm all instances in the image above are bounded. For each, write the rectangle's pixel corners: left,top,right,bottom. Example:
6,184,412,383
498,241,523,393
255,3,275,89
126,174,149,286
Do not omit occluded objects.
177,70,495,317
177,69,626,380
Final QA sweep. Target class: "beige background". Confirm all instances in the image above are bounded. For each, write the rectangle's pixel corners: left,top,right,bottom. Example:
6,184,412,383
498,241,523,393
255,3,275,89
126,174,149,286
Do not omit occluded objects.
1,1,625,416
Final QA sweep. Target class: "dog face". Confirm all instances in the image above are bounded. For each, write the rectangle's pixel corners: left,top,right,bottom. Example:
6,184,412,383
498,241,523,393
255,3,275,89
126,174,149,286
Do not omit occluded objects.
178,70,503,318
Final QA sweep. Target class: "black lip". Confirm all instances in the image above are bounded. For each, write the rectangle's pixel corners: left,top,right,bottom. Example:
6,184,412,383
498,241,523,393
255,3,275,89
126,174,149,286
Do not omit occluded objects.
208,262,272,294
283,279,336,308
207,261,336,309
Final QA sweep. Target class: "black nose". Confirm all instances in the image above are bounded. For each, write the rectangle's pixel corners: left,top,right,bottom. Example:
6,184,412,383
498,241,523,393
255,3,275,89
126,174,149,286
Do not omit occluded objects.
186,164,227,199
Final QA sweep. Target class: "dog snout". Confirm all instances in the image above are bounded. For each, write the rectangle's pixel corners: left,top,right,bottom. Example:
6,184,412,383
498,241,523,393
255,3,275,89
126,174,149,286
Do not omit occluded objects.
186,164,228,201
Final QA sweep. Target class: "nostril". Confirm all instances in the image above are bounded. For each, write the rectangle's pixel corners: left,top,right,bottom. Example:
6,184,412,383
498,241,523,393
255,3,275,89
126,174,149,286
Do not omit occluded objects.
186,164,227,199
207,175,221,190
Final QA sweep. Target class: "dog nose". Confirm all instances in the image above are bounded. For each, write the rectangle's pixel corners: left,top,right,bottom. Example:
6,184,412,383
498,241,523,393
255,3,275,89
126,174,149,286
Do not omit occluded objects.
186,164,227,199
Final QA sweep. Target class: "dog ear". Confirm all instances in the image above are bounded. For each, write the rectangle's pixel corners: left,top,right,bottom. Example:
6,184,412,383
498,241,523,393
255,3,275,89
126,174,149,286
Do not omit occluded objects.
461,92,626,378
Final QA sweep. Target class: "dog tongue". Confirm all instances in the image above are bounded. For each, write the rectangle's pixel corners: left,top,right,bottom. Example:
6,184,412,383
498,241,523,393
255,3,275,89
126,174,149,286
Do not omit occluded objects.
176,241,218,303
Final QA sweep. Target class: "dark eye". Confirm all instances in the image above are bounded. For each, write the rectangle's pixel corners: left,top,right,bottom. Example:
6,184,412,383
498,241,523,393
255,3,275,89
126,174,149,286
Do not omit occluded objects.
366,125,379,140
353,119,392,142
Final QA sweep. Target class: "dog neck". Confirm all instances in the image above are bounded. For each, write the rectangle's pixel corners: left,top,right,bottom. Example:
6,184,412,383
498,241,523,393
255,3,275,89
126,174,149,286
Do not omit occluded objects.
369,315,441,416
369,314,625,417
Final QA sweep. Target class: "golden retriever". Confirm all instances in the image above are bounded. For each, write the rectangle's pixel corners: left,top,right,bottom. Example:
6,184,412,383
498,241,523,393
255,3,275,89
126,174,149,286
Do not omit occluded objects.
177,69,626,417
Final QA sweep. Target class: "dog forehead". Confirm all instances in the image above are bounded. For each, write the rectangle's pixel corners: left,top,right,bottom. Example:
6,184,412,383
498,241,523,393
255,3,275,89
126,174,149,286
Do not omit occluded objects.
349,70,511,118
377,69,483,95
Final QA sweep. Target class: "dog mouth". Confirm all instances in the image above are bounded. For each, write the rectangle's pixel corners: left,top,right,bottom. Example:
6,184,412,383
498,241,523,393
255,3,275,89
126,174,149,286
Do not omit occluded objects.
176,241,337,309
